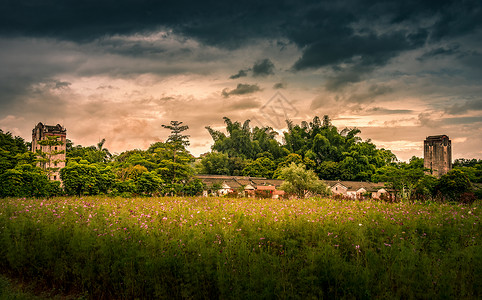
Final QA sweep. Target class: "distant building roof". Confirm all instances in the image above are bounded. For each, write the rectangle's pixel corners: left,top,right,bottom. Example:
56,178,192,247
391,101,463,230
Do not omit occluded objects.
256,185,276,191
32,122,66,135
196,175,389,193
325,180,387,192
425,135,450,140
250,178,284,188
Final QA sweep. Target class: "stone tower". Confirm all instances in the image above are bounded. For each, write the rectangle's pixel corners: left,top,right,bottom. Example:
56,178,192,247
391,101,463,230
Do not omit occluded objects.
32,123,67,181
424,135,452,178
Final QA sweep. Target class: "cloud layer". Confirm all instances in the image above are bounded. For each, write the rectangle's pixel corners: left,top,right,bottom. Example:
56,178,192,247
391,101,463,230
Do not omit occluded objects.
0,0,481,160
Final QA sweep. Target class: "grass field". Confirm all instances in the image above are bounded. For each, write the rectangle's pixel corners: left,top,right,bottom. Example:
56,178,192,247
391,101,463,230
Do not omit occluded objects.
0,196,480,299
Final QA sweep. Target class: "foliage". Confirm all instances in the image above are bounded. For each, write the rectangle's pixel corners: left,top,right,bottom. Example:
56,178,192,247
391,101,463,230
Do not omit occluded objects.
179,177,205,196
135,171,163,195
437,169,473,202
205,116,397,181
0,164,60,198
1,118,482,202
196,152,246,176
279,163,330,198
0,129,61,198
0,196,480,299
453,158,482,168
0,130,29,174
372,156,427,200
196,152,231,175
273,153,304,178
414,175,438,201
67,138,112,164
242,157,276,178
60,161,115,196
149,141,193,184
206,117,284,160
160,121,193,184
162,121,190,147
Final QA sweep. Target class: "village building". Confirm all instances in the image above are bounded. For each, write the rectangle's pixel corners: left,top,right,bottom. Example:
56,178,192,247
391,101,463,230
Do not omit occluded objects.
32,122,67,182
197,175,285,198
324,180,389,200
197,175,390,200
424,135,452,178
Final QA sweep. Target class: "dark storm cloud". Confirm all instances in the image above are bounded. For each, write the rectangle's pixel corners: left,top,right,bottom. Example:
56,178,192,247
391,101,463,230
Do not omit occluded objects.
0,38,82,113
52,80,72,89
347,84,394,103
221,83,261,98
445,99,482,114
418,44,461,61
273,82,286,89
291,30,427,71
445,116,482,125
226,98,261,110
230,59,275,79
415,112,482,128
229,70,248,79
252,59,275,77
1,0,481,87
365,107,413,115
3,1,480,51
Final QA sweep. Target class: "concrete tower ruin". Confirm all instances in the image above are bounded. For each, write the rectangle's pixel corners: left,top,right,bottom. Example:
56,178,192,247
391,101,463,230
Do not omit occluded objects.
424,135,452,178
32,123,67,181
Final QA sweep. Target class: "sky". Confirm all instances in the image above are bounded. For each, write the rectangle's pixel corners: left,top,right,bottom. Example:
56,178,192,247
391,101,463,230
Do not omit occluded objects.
0,0,481,161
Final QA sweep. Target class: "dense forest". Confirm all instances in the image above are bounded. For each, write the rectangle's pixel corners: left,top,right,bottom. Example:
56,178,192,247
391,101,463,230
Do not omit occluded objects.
0,116,481,201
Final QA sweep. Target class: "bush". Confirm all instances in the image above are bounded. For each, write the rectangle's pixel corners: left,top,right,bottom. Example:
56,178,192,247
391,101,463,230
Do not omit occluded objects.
436,169,473,202
475,188,482,200
0,164,59,198
459,192,477,205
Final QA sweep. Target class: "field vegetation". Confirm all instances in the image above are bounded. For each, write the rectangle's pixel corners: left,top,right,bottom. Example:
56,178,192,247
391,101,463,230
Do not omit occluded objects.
1,196,480,299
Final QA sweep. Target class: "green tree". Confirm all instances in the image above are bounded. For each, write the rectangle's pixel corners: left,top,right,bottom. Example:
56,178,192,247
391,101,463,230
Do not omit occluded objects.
60,161,114,196
0,130,28,174
0,164,60,198
414,175,438,201
273,153,304,178
453,158,482,183
135,171,163,195
179,178,205,196
242,157,276,178
196,152,231,175
279,163,330,198
436,169,473,202
372,156,426,200
282,116,396,180
317,161,342,180
66,139,112,164
206,117,284,160
161,121,191,184
149,142,193,184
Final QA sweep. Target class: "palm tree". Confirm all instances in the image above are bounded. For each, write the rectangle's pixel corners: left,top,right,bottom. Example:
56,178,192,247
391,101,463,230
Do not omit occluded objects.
96,138,112,163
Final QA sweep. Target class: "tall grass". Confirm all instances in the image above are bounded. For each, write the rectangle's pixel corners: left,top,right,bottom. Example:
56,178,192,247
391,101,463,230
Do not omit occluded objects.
0,196,480,299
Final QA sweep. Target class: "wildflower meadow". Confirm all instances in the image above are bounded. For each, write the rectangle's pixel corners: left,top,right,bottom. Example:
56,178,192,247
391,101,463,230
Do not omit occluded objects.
0,196,480,299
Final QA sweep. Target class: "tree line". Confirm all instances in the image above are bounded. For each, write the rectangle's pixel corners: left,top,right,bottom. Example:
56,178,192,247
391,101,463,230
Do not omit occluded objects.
0,122,203,198
0,116,481,201
200,116,480,202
